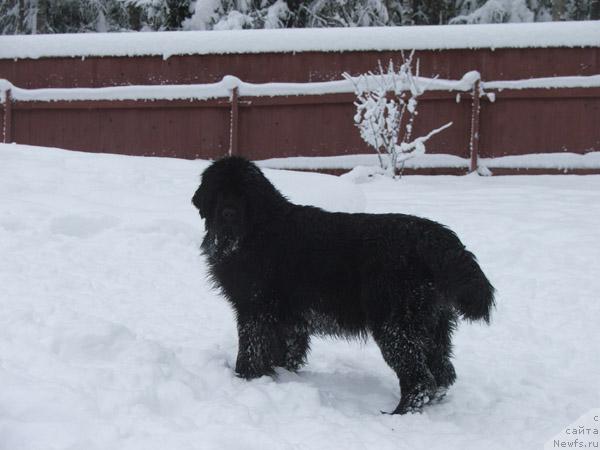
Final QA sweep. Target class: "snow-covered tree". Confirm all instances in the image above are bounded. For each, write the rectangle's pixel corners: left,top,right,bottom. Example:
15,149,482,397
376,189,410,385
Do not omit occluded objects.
1,0,597,34
450,0,534,23
126,0,192,30
183,0,453,29
1,1,21,34
302,0,390,27
0,0,131,34
183,0,291,30
0,0,42,34
46,0,131,33
344,54,452,178
451,0,598,23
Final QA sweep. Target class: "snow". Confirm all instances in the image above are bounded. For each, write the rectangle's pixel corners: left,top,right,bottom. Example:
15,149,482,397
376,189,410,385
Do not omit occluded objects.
1,143,600,450
257,152,600,171
482,74,600,90
257,154,469,170
0,21,599,60
3,71,599,103
480,152,600,169
0,78,232,103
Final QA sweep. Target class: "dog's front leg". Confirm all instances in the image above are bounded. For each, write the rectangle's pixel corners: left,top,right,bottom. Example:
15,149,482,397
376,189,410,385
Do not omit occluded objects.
235,315,283,379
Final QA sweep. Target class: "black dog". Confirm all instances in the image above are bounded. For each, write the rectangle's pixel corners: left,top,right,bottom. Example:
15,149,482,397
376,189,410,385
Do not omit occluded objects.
192,157,494,414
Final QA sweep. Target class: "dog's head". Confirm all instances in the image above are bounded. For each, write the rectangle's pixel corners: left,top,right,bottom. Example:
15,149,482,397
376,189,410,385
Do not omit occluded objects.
192,157,286,258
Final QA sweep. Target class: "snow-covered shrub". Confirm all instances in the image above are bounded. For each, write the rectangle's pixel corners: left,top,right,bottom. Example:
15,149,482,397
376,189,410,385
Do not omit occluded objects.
343,54,452,178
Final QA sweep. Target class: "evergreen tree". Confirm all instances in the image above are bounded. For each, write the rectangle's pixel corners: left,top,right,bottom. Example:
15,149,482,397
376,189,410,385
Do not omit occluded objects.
302,0,390,27
0,0,131,34
450,0,535,23
125,0,192,30
0,0,19,34
184,0,292,30
0,0,37,34
43,0,130,33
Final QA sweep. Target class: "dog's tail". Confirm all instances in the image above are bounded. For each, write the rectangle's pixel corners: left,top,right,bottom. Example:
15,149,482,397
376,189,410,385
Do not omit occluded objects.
417,223,495,323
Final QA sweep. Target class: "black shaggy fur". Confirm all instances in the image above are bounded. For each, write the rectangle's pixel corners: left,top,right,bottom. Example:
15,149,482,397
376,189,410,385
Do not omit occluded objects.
192,157,495,415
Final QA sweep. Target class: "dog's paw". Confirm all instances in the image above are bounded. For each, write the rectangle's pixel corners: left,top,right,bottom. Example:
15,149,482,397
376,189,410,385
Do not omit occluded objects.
235,359,275,380
430,386,449,403
392,381,437,414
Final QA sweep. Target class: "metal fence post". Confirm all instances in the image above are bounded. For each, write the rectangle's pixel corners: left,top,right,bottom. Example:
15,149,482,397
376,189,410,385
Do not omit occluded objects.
2,88,12,143
229,87,239,156
469,79,481,173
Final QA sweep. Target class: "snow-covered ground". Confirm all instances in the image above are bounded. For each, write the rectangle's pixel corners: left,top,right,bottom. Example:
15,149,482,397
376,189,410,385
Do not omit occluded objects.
1,143,599,450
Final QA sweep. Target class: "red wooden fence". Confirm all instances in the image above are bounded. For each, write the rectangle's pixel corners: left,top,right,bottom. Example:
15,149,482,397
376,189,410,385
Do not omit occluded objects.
1,32,599,174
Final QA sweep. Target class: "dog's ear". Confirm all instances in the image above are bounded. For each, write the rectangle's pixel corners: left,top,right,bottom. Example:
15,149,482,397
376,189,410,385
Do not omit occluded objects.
191,184,208,218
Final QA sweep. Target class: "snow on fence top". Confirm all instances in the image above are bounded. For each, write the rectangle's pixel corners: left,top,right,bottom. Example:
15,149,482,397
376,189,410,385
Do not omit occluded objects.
0,21,599,60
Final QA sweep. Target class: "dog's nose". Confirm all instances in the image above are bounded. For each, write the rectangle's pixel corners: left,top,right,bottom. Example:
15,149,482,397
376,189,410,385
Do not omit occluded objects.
221,207,236,221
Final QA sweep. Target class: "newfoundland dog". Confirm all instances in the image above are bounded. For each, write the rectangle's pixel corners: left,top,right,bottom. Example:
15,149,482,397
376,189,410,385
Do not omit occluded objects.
192,156,494,415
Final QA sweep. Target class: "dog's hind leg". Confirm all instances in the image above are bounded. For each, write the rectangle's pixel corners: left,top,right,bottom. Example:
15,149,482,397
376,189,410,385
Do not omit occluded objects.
425,307,458,401
372,320,438,415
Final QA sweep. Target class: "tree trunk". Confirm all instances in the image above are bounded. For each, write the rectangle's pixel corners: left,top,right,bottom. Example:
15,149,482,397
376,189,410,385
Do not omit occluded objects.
591,0,600,19
36,0,50,34
16,0,25,34
552,0,565,20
